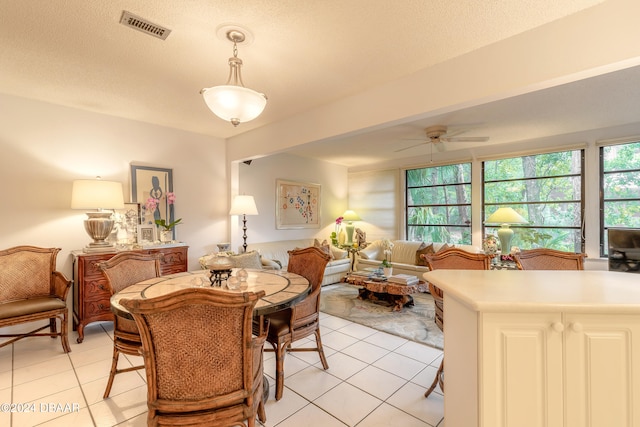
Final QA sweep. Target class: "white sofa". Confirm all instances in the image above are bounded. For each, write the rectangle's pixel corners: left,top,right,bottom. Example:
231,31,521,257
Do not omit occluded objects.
356,239,483,277
246,239,351,286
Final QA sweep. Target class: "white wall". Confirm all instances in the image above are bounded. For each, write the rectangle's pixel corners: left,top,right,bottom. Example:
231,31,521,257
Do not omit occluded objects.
0,93,227,276
348,169,400,242
234,153,348,250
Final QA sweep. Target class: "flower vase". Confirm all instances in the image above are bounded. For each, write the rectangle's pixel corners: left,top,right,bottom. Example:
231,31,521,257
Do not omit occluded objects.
383,267,393,278
160,229,173,243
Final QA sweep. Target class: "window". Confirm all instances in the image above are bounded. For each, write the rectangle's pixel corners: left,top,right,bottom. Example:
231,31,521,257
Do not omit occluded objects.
600,141,640,256
483,150,584,252
406,163,472,244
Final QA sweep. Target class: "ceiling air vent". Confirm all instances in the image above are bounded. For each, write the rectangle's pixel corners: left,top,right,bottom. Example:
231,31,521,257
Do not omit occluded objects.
119,11,171,40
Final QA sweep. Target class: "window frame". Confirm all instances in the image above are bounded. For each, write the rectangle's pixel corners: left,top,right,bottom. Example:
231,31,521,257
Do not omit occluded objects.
482,149,585,253
405,162,473,244
599,141,640,257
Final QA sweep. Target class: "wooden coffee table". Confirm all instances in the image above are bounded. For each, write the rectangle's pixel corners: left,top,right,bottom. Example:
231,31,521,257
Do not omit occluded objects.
343,272,428,311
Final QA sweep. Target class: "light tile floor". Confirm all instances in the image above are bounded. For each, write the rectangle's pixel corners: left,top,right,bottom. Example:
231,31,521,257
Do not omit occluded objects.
1,311,444,426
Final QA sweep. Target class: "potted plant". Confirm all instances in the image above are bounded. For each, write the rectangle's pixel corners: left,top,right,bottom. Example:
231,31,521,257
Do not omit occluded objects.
331,216,343,246
381,239,394,277
145,193,182,243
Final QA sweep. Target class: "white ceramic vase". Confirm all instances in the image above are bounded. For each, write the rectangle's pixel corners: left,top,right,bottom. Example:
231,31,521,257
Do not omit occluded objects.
160,229,173,243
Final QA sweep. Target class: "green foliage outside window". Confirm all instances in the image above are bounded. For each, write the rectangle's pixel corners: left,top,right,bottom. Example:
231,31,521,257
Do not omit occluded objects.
406,163,472,244
484,150,584,252
601,142,640,255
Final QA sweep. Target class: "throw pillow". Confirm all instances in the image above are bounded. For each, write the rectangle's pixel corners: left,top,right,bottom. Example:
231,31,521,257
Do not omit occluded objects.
359,240,381,260
228,251,263,269
415,242,435,266
437,243,454,253
314,238,334,259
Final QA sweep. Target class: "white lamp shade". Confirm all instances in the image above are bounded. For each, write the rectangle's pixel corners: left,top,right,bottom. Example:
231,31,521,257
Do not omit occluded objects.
485,207,527,225
229,195,259,215
71,180,124,210
342,210,361,222
201,85,267,124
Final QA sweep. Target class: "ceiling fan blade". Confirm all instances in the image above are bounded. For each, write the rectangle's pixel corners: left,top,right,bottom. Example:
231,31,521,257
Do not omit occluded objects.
394,142,426,152
443,136,489,143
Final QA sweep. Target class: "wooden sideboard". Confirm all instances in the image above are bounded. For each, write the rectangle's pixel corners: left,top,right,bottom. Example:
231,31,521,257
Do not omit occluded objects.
72,244,188,343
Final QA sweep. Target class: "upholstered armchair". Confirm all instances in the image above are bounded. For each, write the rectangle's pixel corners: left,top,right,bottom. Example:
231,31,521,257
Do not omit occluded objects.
0,246,71,353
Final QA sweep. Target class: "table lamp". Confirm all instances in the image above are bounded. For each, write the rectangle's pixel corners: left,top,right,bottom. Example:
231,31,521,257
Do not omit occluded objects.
342,210,361,246
485,207,528,255
71,178,125,253
229,195,258,253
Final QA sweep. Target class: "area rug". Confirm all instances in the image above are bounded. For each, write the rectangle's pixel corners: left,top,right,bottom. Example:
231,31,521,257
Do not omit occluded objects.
320,283,443,350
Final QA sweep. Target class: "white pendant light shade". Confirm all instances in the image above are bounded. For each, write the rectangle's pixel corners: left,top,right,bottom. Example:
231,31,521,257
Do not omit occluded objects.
201,85,267,126
201,28,267,127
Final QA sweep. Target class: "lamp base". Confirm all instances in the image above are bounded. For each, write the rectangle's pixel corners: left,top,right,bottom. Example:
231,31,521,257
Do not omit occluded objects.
345,222,355,246
83,243,116,253
497,225,514,255
82,212,116,253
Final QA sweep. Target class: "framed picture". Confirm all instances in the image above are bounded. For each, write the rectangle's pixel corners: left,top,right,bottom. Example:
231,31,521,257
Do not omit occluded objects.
130,164,175,237
137,224,157,244
276,179,321,229
110,203,141,244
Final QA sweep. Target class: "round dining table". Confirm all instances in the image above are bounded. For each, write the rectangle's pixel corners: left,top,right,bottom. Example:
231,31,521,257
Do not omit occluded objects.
110,268,311,405
110,268,311,320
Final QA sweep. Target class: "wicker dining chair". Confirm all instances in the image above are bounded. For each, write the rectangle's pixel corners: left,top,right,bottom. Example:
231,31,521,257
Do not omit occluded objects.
422,247,492,398
98,252,162,398
260,246,331,401
513,248,586,270
120,287,267,427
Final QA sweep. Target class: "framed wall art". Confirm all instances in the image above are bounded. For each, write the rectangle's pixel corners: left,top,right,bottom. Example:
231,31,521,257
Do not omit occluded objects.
137,224,157,244
276,179,321,229
130,164,175,235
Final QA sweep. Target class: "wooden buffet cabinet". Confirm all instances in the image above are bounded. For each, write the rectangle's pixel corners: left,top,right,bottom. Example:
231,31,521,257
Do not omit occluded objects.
72,243,188,343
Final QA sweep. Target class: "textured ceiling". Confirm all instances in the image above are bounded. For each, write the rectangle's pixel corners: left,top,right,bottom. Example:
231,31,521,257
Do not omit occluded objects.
4,0,635,169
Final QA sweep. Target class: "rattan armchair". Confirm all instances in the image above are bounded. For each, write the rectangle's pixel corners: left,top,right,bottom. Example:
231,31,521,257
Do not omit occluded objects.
514,248,586,270
422,247,492,271
422,248,492,398
0,246,71,353
260,246,331,401
98,252,162,398
120,288,267,427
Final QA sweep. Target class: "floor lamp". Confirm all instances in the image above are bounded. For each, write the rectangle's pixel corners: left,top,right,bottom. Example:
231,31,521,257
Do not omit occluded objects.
485,207,528,254
229,195,258,253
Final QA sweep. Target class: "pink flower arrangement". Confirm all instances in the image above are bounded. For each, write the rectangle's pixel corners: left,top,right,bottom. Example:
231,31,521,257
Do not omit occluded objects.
146,192,181,231
145,197,158,212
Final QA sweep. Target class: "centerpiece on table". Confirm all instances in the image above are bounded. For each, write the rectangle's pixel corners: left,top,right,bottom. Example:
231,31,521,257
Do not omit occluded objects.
145,192,181,243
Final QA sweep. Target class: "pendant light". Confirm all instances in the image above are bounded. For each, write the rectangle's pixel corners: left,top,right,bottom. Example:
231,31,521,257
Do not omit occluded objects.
200,29,267,127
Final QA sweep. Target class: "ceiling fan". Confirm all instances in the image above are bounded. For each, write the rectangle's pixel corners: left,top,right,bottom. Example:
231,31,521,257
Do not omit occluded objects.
395,125,490,153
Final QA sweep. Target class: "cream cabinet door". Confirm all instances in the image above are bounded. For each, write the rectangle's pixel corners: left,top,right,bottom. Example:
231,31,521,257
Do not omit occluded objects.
564,313,640,427
481,312,564,427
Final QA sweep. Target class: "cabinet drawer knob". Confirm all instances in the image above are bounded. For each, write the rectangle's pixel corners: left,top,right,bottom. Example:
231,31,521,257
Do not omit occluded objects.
552,322,564,333
570,322,583,333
